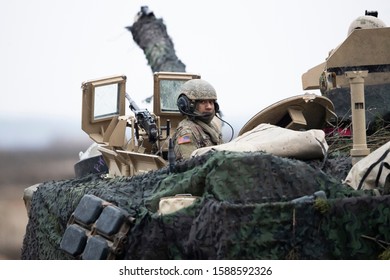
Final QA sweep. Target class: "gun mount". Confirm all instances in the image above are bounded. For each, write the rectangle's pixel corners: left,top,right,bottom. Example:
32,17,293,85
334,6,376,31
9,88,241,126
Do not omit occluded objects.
125,93,158,144
78,72,200,177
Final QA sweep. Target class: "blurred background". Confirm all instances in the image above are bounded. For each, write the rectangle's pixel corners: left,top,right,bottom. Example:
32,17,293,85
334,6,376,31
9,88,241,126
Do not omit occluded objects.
0,142,89,259
1,0,389,259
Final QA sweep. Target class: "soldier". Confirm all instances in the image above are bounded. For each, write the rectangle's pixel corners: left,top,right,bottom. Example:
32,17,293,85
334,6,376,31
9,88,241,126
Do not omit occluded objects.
173,79,223,161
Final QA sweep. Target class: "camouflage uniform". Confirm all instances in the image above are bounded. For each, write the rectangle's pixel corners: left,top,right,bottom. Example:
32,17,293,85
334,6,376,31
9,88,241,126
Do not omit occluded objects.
173,118,223,161
173,78,223,161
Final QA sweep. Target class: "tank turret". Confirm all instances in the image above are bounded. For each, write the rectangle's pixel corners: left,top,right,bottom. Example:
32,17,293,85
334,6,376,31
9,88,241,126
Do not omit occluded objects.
302,11,390,135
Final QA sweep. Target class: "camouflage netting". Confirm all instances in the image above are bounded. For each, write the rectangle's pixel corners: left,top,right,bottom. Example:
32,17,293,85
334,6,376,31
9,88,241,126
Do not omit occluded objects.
325,84,390,132
21,150,390,260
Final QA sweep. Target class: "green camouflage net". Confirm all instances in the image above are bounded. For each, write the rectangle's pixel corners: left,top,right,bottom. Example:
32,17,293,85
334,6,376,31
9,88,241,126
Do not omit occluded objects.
21,151,390,260
325,84,390,132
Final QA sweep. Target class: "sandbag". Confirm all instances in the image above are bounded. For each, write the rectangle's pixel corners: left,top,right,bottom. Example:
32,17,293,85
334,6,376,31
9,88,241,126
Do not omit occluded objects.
192,123,328,160
344,141,390,192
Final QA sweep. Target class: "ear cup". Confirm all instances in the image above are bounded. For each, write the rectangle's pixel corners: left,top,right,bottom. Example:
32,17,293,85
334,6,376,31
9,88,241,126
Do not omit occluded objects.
189,100,195,113
214,102,220,114
177,95,195,114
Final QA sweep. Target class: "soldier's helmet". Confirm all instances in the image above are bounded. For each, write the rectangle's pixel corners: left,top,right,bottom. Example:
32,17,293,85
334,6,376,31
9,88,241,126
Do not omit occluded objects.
180,79,217,101
348,13,386,35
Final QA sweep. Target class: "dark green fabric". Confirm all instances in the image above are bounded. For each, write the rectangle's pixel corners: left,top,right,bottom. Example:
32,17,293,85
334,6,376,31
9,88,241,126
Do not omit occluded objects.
21,151,390,260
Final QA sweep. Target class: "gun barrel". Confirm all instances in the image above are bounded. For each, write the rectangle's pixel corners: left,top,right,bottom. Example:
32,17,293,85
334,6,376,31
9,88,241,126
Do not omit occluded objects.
125,93,141,112
125,92,159,144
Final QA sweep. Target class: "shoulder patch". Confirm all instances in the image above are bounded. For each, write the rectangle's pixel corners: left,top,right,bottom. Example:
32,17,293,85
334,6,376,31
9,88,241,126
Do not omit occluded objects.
177,134,191,144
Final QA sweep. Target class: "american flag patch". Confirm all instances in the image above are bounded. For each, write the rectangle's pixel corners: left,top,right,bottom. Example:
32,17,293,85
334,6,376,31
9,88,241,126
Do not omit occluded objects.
178,135,191,144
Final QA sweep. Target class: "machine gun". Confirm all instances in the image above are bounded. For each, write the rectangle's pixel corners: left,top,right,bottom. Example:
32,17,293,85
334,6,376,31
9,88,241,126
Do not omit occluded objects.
125,93,158,144
80,72,198,177
126,93,175,172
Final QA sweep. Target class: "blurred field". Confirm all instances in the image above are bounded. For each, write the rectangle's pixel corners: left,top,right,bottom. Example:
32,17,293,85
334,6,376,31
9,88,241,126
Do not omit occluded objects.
0,143,89,259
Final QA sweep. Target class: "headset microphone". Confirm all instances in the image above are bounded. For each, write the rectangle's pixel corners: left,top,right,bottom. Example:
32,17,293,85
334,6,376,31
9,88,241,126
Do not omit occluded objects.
177,94,234,141
177,94,220,117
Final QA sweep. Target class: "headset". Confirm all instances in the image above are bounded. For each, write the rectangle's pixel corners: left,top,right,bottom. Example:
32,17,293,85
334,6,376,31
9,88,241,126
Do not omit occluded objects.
177,94,234,141
177,94,220,116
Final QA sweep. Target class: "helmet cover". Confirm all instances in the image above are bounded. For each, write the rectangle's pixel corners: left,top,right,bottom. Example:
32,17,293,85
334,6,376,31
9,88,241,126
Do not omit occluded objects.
180,79,217,101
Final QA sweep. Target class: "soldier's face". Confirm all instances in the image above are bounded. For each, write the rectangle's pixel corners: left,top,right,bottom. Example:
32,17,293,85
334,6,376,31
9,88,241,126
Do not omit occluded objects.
196,100,215,113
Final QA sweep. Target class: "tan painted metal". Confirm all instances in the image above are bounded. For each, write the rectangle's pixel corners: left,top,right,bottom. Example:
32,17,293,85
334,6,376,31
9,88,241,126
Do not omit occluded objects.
345,71,370,164
301,22,390,162
81,72,200,176
81,75,127,144
239,93,336,136
153,72,201,141
302,27,390,91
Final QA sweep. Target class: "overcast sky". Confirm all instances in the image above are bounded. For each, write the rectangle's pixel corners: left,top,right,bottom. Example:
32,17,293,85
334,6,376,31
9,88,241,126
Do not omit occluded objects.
1,0,389,148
